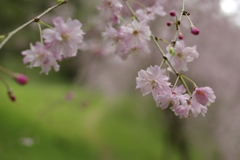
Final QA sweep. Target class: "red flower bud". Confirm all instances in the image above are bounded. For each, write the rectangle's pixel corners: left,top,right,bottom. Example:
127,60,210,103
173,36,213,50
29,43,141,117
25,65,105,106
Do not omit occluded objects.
169,11,176,17
190,26,200,35
14,74,28,85
8,90,16,102
166,22,172,26
178,34,183,40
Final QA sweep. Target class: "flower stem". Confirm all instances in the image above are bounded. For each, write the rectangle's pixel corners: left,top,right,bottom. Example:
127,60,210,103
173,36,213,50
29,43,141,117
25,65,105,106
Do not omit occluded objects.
173,0,185,42
39,21,54,29
165,62,169,78
158,38,171,44
179,75,191,95
159,59,165,68
173,75,180,88
0,65,14,77
38,23,43,44
126,0,146,9
185,14,194,27
0,73,10,90
0,1,67,50
181,75,197,87
152,35,181,78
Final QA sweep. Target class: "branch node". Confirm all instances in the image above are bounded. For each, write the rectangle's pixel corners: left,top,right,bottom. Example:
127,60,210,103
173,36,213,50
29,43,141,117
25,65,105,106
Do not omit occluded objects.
34,18,40,22
163,56,168,61
183,11,190,16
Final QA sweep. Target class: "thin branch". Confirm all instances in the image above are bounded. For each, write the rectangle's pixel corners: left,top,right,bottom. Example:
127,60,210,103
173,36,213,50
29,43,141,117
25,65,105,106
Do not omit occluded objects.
0,1,67,50
179,0,185,22
173,0,185,41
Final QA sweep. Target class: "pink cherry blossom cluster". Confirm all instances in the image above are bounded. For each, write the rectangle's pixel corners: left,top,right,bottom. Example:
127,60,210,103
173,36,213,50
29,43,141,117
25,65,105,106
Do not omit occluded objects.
97,0,216,118
21,17,84,75
136,65,216,118
98,0,166,60
135,1,166,22
97,0,123,24
102,20,151,60
0,0,216,110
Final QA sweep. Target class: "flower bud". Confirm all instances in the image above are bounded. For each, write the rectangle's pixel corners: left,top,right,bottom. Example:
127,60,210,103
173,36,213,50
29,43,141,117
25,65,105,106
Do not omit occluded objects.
169,46,175,55
178,34,183,40
190,26,200,35
169,11,176,17
166,22,172,26
8,90,16,102
13,73,28,85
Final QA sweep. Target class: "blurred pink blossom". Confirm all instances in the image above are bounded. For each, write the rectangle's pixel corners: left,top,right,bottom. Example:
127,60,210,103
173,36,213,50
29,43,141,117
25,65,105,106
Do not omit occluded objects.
22,42,59,75
166,40,199,72
42,17,84,58
136,1,166,22
155,85,190,110
192,86,216,106
136,65,170,96
97,0,123,24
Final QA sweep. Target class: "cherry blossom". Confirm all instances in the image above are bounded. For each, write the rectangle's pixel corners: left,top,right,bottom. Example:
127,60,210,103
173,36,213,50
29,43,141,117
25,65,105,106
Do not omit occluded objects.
117,19,151,59
171,100,208,118
191,86,216,106
171,86,216,118
125,44,150,57
136,2,166,22
97,0,123,24
171,102,191,118
102,25,129,59
154,85,190,110
166,40,199,72
42,17,84,58
136,65,170,96
102,20,151,60
125,19,151,45
102,25,127,44
97,0,122,13
22,42,59,75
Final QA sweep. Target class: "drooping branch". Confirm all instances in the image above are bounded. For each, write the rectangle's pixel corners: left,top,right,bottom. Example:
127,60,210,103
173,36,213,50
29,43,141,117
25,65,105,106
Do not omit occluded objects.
0,1,67,50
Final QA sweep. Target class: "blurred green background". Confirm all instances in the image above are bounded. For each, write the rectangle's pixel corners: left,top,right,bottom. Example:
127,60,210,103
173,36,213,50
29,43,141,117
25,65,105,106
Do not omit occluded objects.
0,0,223,160
0,80,204,160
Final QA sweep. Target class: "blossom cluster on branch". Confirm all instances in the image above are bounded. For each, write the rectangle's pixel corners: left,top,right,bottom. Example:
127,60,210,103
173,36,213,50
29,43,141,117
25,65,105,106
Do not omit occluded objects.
136,65,216,118
0,0,216,118
22,17,84,75
97,0,216,118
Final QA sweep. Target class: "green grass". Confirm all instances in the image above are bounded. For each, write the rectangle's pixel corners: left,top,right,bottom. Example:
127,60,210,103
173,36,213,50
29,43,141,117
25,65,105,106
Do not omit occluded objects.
0,81,200,160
